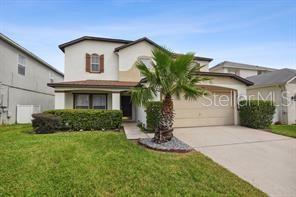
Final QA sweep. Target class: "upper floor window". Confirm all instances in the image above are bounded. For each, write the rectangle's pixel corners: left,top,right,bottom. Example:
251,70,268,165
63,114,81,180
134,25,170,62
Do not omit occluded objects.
257,70,263,75
49,72,54,83
138,56,153,69
18,55,26,76
91,54,100,72
228,68,239,76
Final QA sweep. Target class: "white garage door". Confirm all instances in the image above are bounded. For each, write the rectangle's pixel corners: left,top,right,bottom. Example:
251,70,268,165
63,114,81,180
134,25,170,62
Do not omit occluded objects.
174,90,234,127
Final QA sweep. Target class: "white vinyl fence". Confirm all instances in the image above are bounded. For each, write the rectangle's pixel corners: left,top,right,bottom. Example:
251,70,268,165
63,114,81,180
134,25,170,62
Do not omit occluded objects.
16,105,41,124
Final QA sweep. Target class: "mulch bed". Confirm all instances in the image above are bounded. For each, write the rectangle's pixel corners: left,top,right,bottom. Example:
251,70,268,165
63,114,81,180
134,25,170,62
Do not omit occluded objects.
138,137,193,153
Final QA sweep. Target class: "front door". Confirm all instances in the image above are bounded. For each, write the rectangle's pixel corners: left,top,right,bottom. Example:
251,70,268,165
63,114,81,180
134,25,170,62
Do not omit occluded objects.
121,95,132,118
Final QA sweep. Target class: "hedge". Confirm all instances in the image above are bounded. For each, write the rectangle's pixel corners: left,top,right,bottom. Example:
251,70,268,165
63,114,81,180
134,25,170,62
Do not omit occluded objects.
32,109,123,133
32,113,62,134
146,101,162,132
239,100,275,129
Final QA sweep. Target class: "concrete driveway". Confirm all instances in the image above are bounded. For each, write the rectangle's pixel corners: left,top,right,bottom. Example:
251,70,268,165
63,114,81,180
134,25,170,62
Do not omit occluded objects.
174,126,296,197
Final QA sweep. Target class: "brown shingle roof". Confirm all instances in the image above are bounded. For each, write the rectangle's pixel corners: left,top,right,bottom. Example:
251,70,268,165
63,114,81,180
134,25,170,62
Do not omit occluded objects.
48,80,139,88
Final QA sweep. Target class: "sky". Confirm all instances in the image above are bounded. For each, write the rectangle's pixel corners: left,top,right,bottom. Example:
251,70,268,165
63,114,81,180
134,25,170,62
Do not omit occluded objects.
0,0,295,73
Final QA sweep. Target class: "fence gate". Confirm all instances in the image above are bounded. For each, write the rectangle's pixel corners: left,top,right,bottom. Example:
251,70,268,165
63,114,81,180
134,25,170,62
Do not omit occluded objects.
16,105,41,124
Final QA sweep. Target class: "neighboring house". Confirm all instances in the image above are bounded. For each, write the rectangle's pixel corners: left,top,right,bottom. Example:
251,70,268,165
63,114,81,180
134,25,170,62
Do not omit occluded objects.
210,61,277,78
247,69,296,125
0,33,64,124
49,36,253,127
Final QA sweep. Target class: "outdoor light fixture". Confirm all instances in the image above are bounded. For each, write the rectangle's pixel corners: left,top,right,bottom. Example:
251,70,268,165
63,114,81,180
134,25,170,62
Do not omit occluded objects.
292,95,296,101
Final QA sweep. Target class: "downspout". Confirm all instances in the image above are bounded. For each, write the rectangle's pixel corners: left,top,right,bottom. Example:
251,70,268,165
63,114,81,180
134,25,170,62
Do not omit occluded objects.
0,82,2,124
280,84,287,124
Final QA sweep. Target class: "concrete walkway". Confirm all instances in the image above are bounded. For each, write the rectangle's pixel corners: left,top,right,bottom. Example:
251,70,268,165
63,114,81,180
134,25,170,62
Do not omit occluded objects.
174,126,296,197
123,123,154,140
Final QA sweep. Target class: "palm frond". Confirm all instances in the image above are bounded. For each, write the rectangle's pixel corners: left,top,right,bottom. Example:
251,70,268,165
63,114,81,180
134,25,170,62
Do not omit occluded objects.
182,84,207,100
130,86,156,106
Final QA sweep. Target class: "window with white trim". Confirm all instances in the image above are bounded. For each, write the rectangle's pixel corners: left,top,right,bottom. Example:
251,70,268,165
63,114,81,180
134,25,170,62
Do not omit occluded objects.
74,94,107,109
139,56,153,69
91,54,100,72
49,72,54,83
75,94,89,109
18,55,26,75
138,56,153,78
92,95,107,109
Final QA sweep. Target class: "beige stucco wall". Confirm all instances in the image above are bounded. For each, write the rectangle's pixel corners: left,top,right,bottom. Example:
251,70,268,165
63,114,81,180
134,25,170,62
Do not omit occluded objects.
117,41,211,81
64,40,123,81
0,39,63,124
117,41,154,82
210,67,226,73
200,76,247,97
239,69,258,78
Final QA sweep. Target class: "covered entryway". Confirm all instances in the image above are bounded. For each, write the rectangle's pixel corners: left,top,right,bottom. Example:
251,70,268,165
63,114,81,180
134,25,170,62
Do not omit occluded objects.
173,86,235,127
121,95,132,119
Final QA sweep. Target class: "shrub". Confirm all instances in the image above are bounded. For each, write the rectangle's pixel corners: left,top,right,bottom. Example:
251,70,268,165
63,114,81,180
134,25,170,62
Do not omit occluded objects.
32,113,62,134
146,101,162,132
45,109,123,131
239,100,275,129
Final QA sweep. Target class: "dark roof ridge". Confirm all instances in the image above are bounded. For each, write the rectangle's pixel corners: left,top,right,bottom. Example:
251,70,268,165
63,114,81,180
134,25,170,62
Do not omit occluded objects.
114,37,160,52
196,71,253,86
59,36,133,52
210,61,277,71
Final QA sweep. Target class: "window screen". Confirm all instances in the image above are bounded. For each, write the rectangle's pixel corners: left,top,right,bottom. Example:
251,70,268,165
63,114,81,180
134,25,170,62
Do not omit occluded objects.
18,65,25,75
92,95,107,109
75,94,89,109
91,54,100,72
18,55,26,75
139,57,153,69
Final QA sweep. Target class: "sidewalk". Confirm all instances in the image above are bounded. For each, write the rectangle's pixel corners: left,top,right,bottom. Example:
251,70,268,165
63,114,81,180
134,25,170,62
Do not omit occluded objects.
123,123,154,140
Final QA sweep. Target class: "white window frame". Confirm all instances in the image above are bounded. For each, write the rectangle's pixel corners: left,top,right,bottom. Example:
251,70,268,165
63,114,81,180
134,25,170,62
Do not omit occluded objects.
49,72,54,83
138,56,153,78
91,54,100,72
18,54,26,76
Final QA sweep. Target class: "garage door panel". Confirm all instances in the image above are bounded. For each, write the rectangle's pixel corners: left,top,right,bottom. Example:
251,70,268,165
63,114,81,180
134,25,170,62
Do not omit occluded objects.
174,104,233,110
174,98,232,109
173,90,234,127
174,117,234,127
175,108,233,119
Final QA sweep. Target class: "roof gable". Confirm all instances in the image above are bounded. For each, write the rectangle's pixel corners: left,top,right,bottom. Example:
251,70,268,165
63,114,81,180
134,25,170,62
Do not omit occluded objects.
247,68,296,87
59,36,213,62
59,36,132,52
210,61,276,71
114,37,160,52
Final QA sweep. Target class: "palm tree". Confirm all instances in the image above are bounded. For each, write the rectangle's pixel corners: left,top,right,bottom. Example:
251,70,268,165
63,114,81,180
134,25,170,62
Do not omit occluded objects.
131,48,208,143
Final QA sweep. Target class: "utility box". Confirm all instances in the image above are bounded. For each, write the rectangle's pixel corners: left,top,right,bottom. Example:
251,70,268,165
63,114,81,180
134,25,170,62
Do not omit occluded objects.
16,105,41,124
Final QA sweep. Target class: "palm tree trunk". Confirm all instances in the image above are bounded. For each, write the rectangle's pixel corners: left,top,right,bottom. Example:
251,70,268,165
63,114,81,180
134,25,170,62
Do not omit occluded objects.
153,94,174,143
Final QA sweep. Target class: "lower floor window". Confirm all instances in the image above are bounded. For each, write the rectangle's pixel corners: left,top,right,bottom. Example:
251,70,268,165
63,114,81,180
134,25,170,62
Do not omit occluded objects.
74,94,107,109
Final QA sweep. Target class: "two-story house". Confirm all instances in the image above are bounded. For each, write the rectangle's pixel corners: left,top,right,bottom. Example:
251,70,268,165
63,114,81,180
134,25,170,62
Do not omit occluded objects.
210,61,277,78
0,33,64,124
49,36,253,127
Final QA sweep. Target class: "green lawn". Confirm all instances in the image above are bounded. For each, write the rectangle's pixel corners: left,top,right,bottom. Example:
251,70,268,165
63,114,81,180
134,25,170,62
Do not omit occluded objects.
270,125,296,138
0,125,265,196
